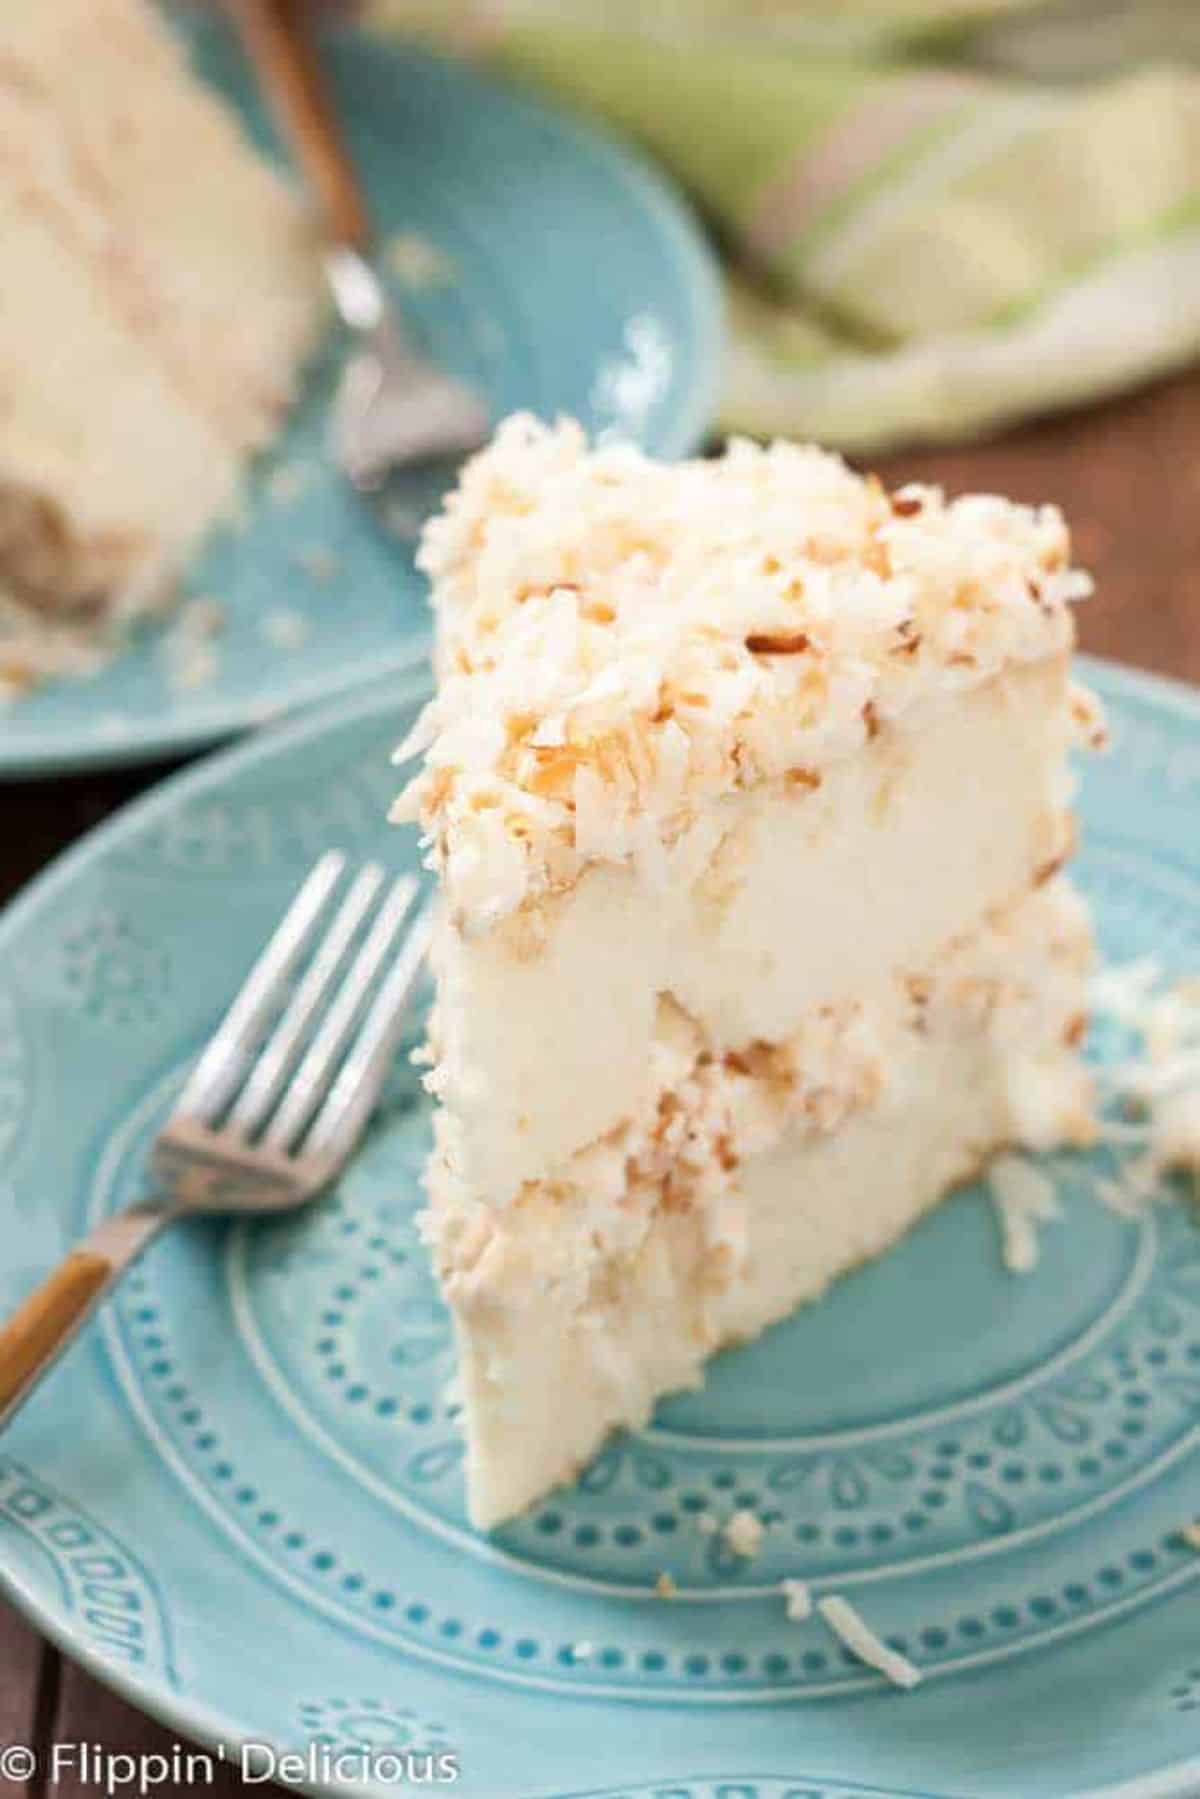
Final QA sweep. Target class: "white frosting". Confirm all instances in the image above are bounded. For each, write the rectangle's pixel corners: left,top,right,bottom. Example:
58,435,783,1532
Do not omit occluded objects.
395,415,1096,933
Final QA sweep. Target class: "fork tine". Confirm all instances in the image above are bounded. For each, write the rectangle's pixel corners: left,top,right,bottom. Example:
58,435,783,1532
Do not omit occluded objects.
226,862,386,1138
175,851,345,1125
303,898,435,1165
263,873,418,1152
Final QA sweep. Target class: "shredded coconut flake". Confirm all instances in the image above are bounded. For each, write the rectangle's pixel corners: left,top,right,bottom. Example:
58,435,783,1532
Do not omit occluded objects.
396,415,1094,933
989,1152,1061,1273
817,1594,922,1689
782,1578,812,1621
1089,961,1200,1210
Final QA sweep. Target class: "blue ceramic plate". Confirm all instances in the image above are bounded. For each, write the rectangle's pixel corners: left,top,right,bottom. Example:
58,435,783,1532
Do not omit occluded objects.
0,14,720,780
3,657,1200,1799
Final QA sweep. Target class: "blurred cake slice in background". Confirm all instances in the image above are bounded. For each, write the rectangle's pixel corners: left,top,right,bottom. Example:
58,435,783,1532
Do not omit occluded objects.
0,0,324,693
396,416,1104,1527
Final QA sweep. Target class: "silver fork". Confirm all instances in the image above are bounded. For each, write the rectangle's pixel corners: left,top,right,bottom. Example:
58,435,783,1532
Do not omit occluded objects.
0,853,433,1430
228,0,490,490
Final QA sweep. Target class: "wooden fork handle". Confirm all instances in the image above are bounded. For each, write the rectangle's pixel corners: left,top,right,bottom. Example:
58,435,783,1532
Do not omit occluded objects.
0,1209,166,1431
225,0,371,251
0,1251,114,1428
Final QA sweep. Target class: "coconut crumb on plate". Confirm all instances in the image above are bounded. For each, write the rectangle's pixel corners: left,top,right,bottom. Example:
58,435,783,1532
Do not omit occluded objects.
782,1578,812,1622
1087,960,1200,1213
969,958,1200,1233
723,1509,765,1560
817,1594,922,1690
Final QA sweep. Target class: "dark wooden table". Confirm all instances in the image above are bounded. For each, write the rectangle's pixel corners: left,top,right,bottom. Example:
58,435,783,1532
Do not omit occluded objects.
1,366,1198,1789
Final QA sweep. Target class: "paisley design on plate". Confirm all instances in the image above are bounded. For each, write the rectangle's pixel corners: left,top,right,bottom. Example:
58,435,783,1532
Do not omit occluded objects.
58,910,171,1027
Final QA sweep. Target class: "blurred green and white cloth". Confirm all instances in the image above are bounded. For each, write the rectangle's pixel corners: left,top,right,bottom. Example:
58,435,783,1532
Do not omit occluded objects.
370,0,1200,449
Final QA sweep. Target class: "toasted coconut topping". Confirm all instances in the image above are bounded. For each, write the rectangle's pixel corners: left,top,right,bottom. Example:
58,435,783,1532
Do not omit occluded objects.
395,415,1094,932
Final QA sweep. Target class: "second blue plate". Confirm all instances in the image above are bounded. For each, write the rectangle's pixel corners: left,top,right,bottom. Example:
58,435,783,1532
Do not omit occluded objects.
0,15,721,778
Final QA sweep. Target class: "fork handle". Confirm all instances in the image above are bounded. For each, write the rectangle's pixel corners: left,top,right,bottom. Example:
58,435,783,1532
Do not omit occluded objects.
0,1211,165,1431
225,0,371,251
